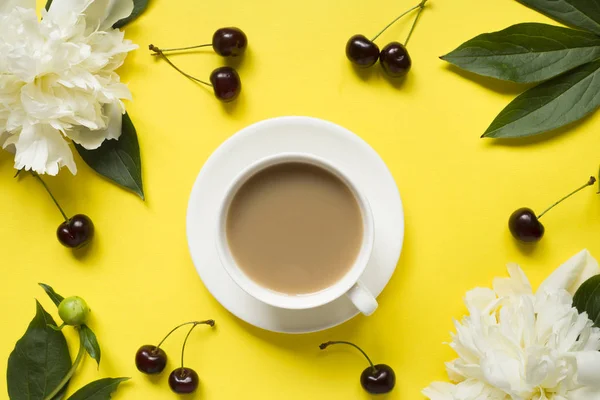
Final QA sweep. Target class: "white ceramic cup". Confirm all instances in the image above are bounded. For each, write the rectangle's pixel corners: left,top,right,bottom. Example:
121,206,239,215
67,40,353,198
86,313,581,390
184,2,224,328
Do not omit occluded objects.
215,152,378,316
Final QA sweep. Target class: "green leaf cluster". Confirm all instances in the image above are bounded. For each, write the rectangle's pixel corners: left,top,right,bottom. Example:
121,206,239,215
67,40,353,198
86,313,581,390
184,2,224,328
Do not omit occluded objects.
442,0,600,139
6,284,129,400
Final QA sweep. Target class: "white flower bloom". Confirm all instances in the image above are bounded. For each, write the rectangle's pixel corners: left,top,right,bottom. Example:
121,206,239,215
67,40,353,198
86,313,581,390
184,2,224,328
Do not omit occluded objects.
0,0,137,175
424,250,600,400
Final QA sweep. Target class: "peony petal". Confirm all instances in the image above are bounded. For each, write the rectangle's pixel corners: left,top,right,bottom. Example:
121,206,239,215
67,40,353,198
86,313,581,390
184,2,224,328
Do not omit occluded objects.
465,288,497,312
100,0,134,30
4,123,76,175
0,0,35,13
67,101,122,149
493,263,532,298
568,387,600,399
573,351,600,387
81,0,134,31
46,0,93,19
422,382,456,400
539,250,600,295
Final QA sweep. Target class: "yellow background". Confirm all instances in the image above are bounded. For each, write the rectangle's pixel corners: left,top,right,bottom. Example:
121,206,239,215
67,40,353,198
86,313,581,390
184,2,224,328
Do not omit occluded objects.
2,0,600,398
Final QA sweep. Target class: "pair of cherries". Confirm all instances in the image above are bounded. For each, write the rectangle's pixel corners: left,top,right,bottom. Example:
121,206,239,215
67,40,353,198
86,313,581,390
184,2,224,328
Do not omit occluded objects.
150,27,247,102
346,0,428,78
136,320,215,394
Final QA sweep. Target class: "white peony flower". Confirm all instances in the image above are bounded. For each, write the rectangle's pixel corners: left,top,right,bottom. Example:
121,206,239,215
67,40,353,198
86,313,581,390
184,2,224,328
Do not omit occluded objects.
424,250,600,400
0,0,137,175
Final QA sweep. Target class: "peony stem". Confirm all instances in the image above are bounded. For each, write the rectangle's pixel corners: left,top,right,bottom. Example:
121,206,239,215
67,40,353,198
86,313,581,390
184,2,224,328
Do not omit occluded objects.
43,329,86,400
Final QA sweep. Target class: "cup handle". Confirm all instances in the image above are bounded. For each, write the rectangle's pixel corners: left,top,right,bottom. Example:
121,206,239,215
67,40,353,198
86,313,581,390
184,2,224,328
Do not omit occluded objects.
345,281,377,316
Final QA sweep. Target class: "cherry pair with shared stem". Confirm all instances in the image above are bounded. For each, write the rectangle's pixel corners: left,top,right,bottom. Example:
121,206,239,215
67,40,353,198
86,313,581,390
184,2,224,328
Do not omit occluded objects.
136,319,215,394
320,341,395,395
509,176,597,243
20,171,94,249
150,27,247,102
346,0,428,78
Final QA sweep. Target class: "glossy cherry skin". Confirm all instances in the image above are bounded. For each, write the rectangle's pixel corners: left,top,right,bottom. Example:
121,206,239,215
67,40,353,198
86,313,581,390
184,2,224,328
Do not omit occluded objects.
360,364,396,394
210,66,241,102
169,367,199,394
212,27,248,57
135,345,167,375
346,34,380,68
56,214,94,248
509,207,545,243
380,42,412,78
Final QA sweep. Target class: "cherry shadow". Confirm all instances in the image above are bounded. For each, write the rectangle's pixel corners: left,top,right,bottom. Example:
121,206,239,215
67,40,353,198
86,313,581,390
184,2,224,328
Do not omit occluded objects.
382,72,408,89
144,373,163,385
513,239,539,256
351,63,377,81
72,239,94,261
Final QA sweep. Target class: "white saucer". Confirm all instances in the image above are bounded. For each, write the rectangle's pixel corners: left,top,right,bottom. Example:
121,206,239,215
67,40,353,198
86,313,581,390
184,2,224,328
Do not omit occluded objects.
186,116,404,334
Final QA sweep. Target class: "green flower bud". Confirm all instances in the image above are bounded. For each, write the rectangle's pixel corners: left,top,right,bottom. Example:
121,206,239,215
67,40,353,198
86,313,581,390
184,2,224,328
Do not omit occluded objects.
58,296,90,326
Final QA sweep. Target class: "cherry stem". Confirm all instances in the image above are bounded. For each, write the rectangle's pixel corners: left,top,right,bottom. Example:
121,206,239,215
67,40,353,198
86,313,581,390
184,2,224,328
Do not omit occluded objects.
155,320,215,350
43,328,86,400
371,0,427,42
30,171,69,222
157,44,212,52
149,45,212,87
405,0,428,46
179,320,216,372
538,176,596,219
319,341,377,373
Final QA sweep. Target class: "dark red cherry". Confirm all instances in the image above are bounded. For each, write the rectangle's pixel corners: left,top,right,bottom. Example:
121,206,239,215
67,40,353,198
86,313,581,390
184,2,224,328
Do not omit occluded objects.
346,34,380,68
135,345,167,375
210,66,241,102
56,214,94,248
360,364,396,395
169,367,199,394
212,27,248,57
509,208,544,243
380,42,412,78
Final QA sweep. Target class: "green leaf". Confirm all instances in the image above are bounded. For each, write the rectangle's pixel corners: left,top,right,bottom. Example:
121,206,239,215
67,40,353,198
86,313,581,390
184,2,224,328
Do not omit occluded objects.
573,275,600,327
482,59,600,138
80,325,101,366
75,113,144,200
518,0,600,36
7,301,72,400
441,23,600,83
113,0,148,29
66,377,130,400
45,0,52,11
39,283,65,307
